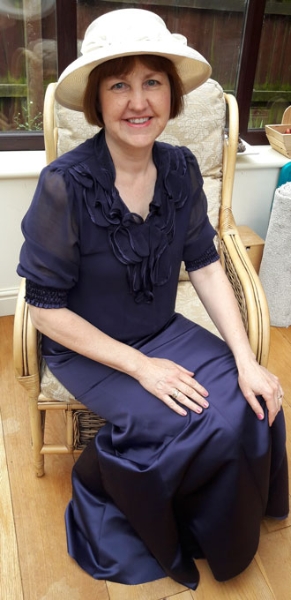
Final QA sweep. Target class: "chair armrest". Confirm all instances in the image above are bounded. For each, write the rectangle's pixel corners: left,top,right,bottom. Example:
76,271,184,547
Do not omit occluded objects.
219,93,270,366
220,227,270,366
13,278,41,394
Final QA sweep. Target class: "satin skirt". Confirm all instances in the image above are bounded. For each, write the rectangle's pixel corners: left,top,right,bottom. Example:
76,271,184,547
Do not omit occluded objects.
47,315,289,589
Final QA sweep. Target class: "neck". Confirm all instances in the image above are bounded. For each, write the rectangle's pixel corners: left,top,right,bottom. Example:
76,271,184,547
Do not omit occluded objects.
104,131,154,176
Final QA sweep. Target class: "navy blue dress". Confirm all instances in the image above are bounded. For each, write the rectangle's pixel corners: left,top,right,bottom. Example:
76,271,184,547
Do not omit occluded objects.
18,130,289,590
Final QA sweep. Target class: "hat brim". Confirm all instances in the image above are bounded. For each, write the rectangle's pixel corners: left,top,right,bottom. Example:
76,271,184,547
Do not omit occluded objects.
55,44,212,111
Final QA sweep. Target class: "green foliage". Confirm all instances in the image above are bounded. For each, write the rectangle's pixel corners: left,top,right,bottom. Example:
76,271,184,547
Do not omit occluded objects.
14,101,43,131
0,73,26,85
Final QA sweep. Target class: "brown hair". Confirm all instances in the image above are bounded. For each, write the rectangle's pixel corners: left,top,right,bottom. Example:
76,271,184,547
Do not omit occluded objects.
83,55,185,128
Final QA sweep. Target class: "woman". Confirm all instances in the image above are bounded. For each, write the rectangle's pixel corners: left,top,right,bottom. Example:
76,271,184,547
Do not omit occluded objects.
17,8,288,591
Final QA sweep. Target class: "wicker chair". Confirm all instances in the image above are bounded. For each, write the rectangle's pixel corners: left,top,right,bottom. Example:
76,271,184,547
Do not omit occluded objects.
13,79,270,476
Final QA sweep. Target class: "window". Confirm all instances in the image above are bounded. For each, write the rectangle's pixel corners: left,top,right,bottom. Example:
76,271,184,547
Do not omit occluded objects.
236,0,291,143
0,0,57,149
0,0,290,150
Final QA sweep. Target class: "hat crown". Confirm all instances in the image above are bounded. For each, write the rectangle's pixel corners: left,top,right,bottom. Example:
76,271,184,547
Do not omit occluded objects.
55,8,211,111
81,9,186,55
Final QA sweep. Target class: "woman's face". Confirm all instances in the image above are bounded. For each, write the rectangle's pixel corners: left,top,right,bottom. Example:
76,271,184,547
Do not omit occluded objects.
99,60,171,154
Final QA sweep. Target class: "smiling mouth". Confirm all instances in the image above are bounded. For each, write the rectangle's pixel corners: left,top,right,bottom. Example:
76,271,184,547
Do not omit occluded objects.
127,117,151,124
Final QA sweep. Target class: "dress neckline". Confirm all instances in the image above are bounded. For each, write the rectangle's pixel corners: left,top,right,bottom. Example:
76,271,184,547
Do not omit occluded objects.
64,130,192,303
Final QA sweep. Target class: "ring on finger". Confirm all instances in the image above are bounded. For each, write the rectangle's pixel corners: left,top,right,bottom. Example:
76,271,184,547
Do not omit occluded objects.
277,393,283,400
172,388,180,400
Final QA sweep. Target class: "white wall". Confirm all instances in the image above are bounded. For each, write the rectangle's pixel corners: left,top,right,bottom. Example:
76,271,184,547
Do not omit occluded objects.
0,151,46,316
0,146,289,316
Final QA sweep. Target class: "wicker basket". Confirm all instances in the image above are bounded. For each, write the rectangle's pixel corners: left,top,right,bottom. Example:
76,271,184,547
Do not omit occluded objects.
73,410,106,450
265,124,291,159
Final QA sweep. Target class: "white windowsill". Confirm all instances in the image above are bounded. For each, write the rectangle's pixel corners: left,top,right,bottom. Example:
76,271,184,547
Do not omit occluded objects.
0,145,289,180
0,151,46,179
236,145,290,170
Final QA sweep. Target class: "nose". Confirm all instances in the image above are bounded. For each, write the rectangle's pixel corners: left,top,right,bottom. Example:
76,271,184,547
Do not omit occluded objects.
128,86,149,111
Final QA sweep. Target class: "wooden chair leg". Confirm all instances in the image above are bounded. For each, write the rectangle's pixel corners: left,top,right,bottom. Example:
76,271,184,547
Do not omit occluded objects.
66,408,74,452
28,397,45,477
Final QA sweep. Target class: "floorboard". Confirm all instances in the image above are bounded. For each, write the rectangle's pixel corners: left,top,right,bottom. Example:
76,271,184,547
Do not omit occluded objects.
1,316,290,600
0,410,24,600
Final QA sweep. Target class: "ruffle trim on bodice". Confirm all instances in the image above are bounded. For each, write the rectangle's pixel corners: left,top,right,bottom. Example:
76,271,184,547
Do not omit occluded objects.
67,131,196,303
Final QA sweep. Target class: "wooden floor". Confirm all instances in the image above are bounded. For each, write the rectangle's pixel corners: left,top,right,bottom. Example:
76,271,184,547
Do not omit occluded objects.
1,315,290,600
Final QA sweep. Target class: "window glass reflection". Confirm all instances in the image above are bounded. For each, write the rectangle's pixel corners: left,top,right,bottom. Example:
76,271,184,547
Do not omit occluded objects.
0,0,57,133
250,0,291,128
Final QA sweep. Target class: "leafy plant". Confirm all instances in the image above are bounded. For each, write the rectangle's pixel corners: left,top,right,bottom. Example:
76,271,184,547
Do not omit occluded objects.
13,101,43,131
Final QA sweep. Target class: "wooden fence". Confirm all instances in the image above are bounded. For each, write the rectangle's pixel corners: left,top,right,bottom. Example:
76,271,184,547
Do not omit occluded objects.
0,1,290,131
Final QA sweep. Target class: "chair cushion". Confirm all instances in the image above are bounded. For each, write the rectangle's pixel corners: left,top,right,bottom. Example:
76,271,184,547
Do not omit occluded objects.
158,79,224,230
56,105,99,157
40,359,76,402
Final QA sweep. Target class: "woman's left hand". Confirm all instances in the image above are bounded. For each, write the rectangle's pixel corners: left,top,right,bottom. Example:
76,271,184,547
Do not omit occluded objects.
237,359,283,426
189,262,283,426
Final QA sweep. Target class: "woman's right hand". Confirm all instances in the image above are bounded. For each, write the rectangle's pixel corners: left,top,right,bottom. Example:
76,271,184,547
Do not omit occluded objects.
28,306,208,416
136,356,209,416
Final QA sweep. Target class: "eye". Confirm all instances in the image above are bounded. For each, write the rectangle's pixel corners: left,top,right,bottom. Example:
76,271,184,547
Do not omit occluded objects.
145,79,160,88
110,81,128,91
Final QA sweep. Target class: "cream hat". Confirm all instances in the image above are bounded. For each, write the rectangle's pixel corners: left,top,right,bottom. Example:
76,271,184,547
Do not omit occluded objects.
55,8,211,111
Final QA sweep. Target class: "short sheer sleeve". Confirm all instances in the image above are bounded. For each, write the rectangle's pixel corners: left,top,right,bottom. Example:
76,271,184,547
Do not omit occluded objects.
17,165,80,300
181,151,219,271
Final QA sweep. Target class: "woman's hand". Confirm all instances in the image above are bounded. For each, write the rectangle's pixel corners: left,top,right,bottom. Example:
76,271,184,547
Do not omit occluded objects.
189,262,283,426
136,357,209,416
237,359,283,426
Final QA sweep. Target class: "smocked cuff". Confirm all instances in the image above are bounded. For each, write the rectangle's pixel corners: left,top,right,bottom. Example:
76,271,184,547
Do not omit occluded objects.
185,244,220,272
25,279,68,308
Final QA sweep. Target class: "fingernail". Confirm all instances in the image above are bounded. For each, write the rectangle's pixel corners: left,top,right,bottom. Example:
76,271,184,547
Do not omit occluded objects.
203,401,209,408
257,413,264,420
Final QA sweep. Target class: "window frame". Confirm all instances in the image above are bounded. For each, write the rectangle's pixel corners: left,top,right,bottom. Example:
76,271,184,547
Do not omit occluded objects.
236,0,267,144
1,0,286,150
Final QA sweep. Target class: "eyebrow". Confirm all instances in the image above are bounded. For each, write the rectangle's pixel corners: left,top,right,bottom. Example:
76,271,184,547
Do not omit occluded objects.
106,69,166,80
